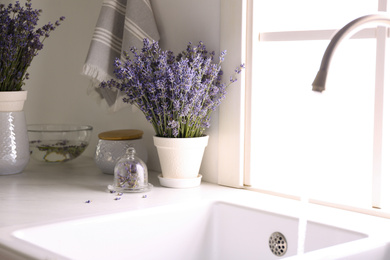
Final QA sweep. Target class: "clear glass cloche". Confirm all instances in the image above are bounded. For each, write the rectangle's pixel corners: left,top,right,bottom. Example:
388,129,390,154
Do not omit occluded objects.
109,147,152,193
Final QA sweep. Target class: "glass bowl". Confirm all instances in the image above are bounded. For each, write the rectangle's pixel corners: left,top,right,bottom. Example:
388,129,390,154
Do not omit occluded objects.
27,124,93,163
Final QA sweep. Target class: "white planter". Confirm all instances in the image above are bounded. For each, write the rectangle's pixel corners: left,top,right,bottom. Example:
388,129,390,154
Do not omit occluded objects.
153,135,209,181
0,91,29,175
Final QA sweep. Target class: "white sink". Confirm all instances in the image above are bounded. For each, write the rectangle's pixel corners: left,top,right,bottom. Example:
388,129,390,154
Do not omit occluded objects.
4,201,379,260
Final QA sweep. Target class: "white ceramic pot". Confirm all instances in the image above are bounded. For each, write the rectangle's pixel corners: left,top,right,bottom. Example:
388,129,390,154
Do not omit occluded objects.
153,135,209,180
0,91,29,175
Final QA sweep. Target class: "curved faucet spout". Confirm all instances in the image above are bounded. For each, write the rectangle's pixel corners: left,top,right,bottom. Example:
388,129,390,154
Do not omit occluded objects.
312,13,390,92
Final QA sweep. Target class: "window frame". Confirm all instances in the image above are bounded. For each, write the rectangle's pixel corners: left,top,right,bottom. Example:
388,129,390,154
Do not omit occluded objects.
219,0,390,216
218,0,248,188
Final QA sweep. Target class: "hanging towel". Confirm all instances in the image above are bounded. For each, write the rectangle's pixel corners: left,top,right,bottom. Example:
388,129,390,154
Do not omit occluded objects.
83,0,160,111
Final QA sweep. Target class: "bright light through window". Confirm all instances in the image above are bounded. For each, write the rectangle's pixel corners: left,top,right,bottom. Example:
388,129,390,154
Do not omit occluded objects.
256,0,377,32
251,39,376,207
248,0,388,209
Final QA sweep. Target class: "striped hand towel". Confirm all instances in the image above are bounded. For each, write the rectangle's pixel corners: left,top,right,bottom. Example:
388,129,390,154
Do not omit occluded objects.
83,0,160,111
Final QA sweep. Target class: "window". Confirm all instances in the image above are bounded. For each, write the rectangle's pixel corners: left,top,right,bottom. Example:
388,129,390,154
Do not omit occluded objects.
218,0,390,215
247,0,390,212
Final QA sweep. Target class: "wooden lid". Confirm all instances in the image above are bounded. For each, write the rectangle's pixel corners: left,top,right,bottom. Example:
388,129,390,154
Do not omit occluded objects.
98,129,144,140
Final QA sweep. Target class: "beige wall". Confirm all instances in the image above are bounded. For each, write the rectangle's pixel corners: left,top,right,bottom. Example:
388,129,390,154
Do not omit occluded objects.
16,0,221,183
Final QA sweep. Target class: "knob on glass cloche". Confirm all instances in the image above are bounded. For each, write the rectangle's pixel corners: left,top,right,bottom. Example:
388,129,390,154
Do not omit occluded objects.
108,147,152,193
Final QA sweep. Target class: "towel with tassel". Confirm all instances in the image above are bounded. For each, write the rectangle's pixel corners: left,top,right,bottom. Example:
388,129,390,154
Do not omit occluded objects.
83,0,160,111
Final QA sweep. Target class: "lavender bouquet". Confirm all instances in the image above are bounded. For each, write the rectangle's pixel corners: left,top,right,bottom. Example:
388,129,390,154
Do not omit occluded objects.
100,39,244,138
0,0,65,91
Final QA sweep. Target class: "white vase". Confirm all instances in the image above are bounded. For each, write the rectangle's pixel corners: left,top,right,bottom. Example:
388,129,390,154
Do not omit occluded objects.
153,135,209,180
0,90,28,112
0,91,29,175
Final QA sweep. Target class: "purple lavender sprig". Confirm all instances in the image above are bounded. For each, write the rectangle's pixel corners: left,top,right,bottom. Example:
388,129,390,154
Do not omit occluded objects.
100,39,244,138
0,0,65,91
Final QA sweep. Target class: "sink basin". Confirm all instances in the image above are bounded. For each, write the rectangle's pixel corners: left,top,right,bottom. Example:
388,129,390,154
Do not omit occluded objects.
4,201,376,260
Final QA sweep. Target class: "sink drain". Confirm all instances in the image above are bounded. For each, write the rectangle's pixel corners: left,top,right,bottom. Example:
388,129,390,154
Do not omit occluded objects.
269,232,287,256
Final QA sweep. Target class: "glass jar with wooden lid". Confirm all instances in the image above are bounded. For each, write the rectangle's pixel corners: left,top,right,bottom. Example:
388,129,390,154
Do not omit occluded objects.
94,129,147,174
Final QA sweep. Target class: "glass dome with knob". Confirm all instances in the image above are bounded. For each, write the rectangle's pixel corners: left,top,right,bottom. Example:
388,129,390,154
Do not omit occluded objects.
108,147,152,193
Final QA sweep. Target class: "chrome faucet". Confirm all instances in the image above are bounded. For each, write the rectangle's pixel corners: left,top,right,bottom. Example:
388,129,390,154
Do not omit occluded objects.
312,13,390,208
312,13,390,92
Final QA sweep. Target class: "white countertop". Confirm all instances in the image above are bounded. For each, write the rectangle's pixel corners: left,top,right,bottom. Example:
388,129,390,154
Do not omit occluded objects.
1,156,390,232
0,157,243,228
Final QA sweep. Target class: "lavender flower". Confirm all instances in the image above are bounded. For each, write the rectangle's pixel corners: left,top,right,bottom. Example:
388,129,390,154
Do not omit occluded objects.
0,0,65,91
100,39,244,138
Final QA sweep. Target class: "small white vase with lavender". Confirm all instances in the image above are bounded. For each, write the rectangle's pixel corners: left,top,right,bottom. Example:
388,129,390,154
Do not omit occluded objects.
0,1,65,174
